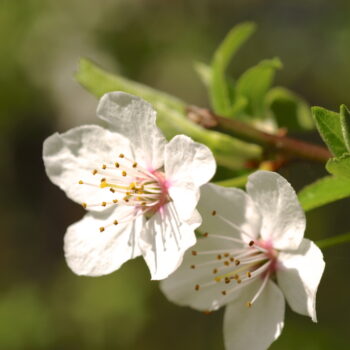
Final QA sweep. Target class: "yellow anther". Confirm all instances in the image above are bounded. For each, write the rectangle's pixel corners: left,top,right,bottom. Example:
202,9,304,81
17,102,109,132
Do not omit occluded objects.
101,202,107,207
115,162,120,168
224,253,229,257
92,169,98,175
221,291,227,296
122,171,127,177
119,153,125,158
215,276,222,282
249,240,255,247
81,203,87,209
235,259,241,266
190,265,195,269
102,164,107,169
113,220,118,225
212,268,218,274
217,254,222,260
113,199,118,203
230,257,235,262
78,180,83,184
246,271,252,278
124,197,129,203
129,182,136,190
203,232,209,237
224,261,230,266
211,210,217,216
246,301,252,308
191,250,197,256
132,162,137,168
110,188,115,193
101,178,106,183
195,284,200,291
99,227,105,232
141,202,147,206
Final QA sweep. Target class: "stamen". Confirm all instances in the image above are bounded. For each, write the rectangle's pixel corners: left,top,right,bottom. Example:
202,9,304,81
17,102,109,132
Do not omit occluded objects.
247,271,270,307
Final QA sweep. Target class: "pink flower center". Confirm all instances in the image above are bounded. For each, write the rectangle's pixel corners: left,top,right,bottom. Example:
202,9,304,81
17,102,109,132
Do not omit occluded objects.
189,209,279,311
77,153,171,232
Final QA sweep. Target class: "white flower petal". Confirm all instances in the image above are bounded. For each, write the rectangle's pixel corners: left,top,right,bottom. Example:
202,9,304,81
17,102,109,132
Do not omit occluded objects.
247,171,305,250
43,125,132,210
160,235,246,312
64,206,144,276
165,134,216,187
197,183,261,240
96,92,166,170
277,238,325,322
140,202,198,280
168,183,200,221
223,280,285,350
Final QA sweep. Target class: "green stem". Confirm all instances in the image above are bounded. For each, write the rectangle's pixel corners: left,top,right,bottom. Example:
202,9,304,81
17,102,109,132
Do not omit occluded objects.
316,232,350,249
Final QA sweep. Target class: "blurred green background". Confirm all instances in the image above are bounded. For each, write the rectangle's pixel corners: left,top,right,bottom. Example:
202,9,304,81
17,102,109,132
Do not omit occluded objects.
1,0,350,349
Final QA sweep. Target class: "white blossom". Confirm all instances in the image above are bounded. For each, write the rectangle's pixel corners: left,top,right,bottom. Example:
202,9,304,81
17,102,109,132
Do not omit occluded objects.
161,171,325,350
43,92,216,280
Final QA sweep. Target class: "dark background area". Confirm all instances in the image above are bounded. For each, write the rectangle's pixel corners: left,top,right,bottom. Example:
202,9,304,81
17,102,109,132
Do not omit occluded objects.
1,0,350,349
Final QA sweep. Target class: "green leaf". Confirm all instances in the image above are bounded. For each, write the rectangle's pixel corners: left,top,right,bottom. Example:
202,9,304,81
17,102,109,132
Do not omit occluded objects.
326,153,350,178
266,87,313,131
312,106,348,157
340,104,350,152
194,61,212,88
298,176,350,211
75,58,262,170
76,58,186,113
236,58,282,117
210,22,256,116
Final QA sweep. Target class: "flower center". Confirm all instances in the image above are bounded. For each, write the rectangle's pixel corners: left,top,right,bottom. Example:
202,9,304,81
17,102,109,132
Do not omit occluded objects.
190,210,278,310
78,153,170,232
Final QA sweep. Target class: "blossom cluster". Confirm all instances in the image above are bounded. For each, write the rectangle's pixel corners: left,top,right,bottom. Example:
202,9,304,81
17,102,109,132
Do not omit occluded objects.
43,92,325,350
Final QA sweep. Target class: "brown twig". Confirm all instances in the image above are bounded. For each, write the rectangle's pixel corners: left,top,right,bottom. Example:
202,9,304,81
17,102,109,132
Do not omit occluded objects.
187,105,331,163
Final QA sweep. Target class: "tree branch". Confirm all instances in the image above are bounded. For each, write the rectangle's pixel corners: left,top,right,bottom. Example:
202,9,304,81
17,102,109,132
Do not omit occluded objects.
187,106,331,163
